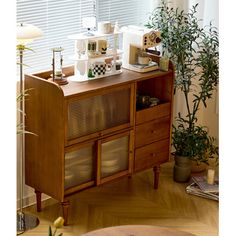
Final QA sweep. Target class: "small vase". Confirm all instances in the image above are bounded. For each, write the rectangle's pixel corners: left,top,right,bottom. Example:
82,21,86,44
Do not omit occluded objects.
173,155,192,182
159,56,169,71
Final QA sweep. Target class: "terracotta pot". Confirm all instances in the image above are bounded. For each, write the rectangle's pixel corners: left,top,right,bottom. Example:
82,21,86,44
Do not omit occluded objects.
191,161,207,173
173,155,192,182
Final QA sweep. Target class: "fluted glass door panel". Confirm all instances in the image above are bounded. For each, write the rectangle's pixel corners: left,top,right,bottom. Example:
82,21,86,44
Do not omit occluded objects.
67,88,130,140
64,144,94,189
101,135,129,178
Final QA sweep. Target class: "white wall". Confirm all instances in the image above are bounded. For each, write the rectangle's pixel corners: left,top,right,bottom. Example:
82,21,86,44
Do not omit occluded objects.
153,0,188,10
188,0,219,142
189,0,219,28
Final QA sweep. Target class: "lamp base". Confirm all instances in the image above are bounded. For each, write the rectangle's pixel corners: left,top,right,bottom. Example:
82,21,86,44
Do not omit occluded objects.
17,211,40,235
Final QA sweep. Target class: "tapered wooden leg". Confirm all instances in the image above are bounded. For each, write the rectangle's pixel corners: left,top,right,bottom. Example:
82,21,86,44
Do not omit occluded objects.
35,190,42,212
61,199,70,226
153,166,160,189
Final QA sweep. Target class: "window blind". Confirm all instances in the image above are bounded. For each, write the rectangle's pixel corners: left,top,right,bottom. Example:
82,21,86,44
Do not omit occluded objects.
17,0,96,74
97,0,152,27
97,0,152,49
17,0,152,74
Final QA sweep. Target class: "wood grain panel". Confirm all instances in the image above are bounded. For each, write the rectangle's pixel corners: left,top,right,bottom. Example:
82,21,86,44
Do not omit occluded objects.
136,102,171,125
136,74,173,101
22,161,218,236
31,66,173,98
23,63,174,225
135,116,170,148
25,75,65,201
64,181,95,196
134,139,169,172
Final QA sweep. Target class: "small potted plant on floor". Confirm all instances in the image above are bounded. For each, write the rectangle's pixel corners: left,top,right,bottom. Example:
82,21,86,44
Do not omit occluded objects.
146,0,219,182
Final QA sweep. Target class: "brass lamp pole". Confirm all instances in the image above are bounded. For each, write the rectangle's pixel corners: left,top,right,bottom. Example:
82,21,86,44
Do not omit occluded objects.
16,23,43,235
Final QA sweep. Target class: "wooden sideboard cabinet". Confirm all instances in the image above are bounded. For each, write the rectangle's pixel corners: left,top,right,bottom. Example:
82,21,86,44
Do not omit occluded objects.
25,59,174,225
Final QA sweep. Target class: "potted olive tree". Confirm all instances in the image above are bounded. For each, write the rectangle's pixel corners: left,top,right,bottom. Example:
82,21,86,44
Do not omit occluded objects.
146,0,219,182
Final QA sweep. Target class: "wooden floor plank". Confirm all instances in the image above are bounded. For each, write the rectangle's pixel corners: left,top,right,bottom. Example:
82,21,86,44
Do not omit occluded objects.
21,161,218,236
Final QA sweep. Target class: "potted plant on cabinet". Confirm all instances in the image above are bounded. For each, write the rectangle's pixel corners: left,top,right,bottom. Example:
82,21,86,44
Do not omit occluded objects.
146,0,219,182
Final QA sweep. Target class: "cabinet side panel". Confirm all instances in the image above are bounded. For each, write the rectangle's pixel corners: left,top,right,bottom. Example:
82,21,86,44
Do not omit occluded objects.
25,75,64,201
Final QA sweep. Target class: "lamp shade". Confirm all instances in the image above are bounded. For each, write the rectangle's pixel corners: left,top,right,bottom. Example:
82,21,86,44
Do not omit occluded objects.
17,23,43,45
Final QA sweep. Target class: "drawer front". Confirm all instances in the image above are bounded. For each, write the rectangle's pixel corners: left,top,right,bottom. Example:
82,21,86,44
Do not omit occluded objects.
136,102,171,125
135,116,170,148
134,139,169,172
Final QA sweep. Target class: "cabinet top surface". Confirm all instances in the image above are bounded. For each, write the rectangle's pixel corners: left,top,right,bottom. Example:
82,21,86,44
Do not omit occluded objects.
64,68,172,97
28,67,172,98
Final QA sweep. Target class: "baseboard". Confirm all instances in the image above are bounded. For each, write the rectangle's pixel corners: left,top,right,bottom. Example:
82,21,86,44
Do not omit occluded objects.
17,193,51,210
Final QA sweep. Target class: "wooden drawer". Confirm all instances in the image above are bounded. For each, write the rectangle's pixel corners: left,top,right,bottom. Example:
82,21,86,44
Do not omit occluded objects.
134,139,169,172
136,102,171,125
135,116,170,148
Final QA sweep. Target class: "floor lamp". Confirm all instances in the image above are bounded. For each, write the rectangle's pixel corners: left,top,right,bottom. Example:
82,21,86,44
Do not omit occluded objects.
17,23,43,235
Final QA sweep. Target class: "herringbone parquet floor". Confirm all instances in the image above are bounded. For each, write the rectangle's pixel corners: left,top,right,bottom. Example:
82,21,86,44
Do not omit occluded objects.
22,161,219,236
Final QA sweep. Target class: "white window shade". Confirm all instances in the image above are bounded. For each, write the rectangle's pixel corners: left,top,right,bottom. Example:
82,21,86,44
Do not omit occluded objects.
97,0,152,49
17,0,96,74
97,0,152,27
17,0,152,74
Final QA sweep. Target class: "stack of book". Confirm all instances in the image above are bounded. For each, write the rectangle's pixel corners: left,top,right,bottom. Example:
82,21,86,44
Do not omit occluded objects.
186,175,219,201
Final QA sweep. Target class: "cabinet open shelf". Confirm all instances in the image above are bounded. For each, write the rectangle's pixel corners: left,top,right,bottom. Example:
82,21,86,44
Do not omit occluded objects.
68,31,122,82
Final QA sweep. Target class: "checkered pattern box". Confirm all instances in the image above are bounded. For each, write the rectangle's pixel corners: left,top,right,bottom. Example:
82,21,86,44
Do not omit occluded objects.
93,64,106,76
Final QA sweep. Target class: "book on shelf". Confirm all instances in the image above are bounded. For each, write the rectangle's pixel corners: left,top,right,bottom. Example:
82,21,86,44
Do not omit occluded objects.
186,182,219,201
192,175,219,193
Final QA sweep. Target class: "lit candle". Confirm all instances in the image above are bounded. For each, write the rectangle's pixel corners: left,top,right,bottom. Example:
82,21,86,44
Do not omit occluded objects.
207,168,215,185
